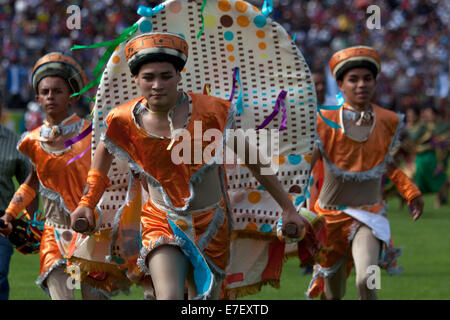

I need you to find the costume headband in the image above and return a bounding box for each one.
[125,32,189,74]
[329,46,381,80]
[32,52,87,93]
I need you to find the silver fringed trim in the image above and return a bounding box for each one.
[39,183,72,216]
[107,170,139,263]
[36,259,67,297]
[305,256,346,300]
[197,207,226,252]
[103,133,225,216]
[386,113,405,164]
[136,235,186,275]
[81,282,115,300]
[316,138,387,182]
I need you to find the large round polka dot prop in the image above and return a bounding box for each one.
[91,0,317,240]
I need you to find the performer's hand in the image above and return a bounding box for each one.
[281,208,306,239]
[70,206,95,234]
[409,196,424,221]
[0,213,13,237]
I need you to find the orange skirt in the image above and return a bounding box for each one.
[37,225,66,289]
[307,201,384,299]
[139,199,230,274]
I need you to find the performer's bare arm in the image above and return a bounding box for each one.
[70,141,114,232]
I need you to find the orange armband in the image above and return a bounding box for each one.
[389,168,422,205]
[78,169,110,211]
[5,184,37,218]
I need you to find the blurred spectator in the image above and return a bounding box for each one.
[0,0,448,123]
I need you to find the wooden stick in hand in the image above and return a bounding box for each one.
[73,218,89,233]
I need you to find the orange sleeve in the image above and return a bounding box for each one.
[5,183,37,218]
[388,168,422,204]
[78,169,110,214]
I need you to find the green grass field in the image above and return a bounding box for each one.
[7,194,450,300]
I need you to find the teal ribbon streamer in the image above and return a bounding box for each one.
[317,92,344,129]
[196,0,208,39]
[167,218,213,299]
[137,4,165,17]
[262,0,273,17]
[235,68,244,115]
[70,22,139,98]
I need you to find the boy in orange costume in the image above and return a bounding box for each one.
[70,32,307,300]
[0,53,129,299]
[307,46,424,300]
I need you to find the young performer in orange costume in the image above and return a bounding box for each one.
[307,46,424,300]
[0,53,129,299]
[70,32,307,300]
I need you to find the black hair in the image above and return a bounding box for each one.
[130,53,185,75]
[336,60,378,81]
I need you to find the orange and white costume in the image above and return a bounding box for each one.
[306,46,421,299]
[17,114,92,294]
[7,52,131,298]
[102,92,235,298]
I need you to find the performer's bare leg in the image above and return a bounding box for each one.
[46,266,74,300]
[351,225,380,300]
[322,258,347,300]
[148,245,189,300]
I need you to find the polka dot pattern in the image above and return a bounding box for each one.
[93,0,317,239]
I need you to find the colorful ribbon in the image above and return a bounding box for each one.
[167,218,213,299]
[203,83,211,96]
[66,145,91,166]
[262,0,274,18]
[70,22,139,98]
[64,124,92,149]
[196,0,208,39]
[317,92,344,130]
[228,67,244,115]
[137,4,165,17]
[256,90,288,131]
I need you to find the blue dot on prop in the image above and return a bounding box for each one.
[178,33,186,39]
[259,224,272,232]
[140,20,153,33]
[254,15,266,28]
[224,31,234,41]
[288,154,302,165]
[295,195,306,206]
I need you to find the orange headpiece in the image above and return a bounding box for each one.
[125,32,189,75]
[31,52,87,93]
[329,46,381,80]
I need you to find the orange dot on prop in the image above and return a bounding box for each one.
[226,44,234,52]
[304,154,312,163]
[256,30,265,38]
[182,68,187,73]
[245,222,258,231]
[248,191,261,204]
[169,1,182,13]
[218,0,231,12]
[258,42,267,50]
[272,155,286,165]
[235,1,248,12]
[237,15,250,27]
[228,55,235,62]
[112,55,120,64]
